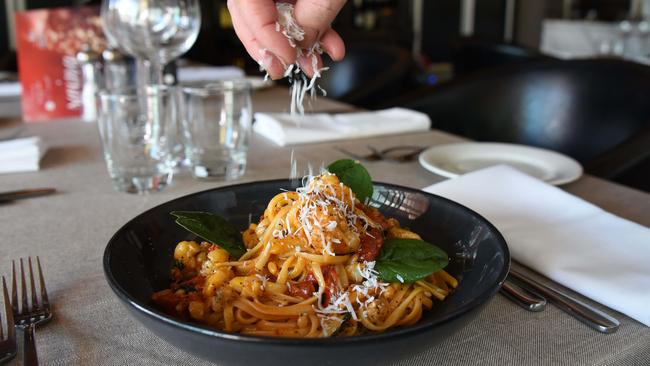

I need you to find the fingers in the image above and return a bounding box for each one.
[228,0,296,65]
[228,0,346,79]
[237,0,297,64]
[294,0,347,47]
[227,0,290,79]
[296,54,323,77]
[319,28,345,61]
[296,28,343,77]
[228,3,261,60]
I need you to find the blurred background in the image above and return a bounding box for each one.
[1,0,649,191]
[4,1,650,78]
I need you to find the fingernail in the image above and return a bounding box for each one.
[258,50,289,80]
[297,54,322,77]
[258,50,274,71]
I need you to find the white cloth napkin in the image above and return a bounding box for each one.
[0,136,46,174]
[423,165,650,326]
[177,66,245,83]
[253,108,431,146]
[0,82,21,99]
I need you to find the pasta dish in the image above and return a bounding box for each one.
[153,172,457,337]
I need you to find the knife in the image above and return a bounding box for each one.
[501,278,547,312]
[0,188,57,203]
[509,265,620,334]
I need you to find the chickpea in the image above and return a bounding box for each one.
[210,292,224,313]
[208,248,230,263]
[382,284,397,299]
[345,263,363,283]
[197,251,207,265]
[366,298,390,324]
[229,277,246,293]
[188,301,205,321]
[267,261,279,276]
[174,241,202,269]
[204,268,232,297]
[242,225,259,249]
[173,241,191,261]
[205,312,222,326]
[188,241,201,254]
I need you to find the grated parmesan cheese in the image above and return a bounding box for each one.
[256,274,269,291]
[262,3,329,115]
[289,149,298,180]
[314,289,356,319]
[351,261,389,313]
[293,171,362,257]
[325,221,337,231]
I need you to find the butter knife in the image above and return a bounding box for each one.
[509,266,620,334]
[0,188,57,203]
[501,278,547,312]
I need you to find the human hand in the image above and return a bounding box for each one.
[227,0,347,79]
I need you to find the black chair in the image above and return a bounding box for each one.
[452,39,554,77]
[317,43,421,109]
[392,59,650,191]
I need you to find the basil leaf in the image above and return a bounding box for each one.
[375,238,449,283]
[170,211,246,258]
[327,159,373,203]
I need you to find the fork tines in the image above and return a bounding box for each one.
[11,257,49,321]
[1,276,17,361]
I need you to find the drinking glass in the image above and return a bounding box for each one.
[97,86,176,193]
[100,0,200,85]
[180,81,252,180]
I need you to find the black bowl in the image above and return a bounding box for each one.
[103,180,509,366]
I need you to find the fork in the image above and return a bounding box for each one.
[1,277,17,364]
[335,146,384,162]
[379,145,426,162]
[335,145,425,163]
[12,257,52,366]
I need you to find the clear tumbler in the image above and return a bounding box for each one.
[97,86,175,193]
[180,81,252,180]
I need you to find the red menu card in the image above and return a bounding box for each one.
[15,6,106,122]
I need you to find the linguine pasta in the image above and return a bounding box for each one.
[153,173,457,337]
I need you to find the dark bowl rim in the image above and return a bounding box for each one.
[103,178,510,346]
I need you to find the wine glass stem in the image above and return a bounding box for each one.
[135,59,165,87]
[136,58,151,88]
[149,61,165,85]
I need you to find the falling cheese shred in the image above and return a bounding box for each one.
[262,2,328,115]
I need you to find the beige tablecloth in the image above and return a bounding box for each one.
[0,87,649,365]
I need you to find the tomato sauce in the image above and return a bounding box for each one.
[358,226,384,262]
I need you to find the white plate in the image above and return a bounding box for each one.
[418,142,583,185]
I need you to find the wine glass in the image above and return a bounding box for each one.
[100,0,201,85]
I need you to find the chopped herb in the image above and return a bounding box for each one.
[331,313,353,337]
[179,284,197,293]
[356,325,371,335]
[172,260,184,270]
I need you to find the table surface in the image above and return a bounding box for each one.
[1,87,649,366]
